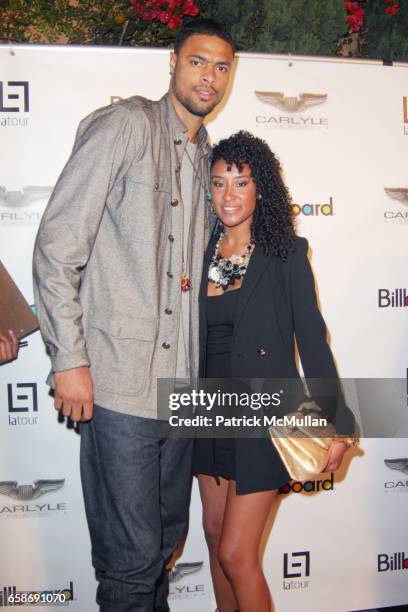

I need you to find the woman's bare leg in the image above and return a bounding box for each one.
[218,481,278,612]
[197,474,239,612]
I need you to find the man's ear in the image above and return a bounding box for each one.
[169,51,177,75]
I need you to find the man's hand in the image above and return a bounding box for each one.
[0,329,19,363]
[54,366,94,422]
[323,439,349,472]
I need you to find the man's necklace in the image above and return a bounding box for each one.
[183,144,212,203]
[208,232,254,290]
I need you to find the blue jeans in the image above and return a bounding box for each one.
[80,404,193,611]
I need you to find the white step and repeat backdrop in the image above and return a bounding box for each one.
[0,45,407,611]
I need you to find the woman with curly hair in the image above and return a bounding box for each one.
[193,131,355,612]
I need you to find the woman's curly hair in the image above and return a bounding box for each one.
[211,131,296,261]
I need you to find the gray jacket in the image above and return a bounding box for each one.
[33,93,211,417]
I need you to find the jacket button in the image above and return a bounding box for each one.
[164,308,172,315]
[162,342,170,349]
[167,271,173,278]
[168,234,174,242]
[154,182,159,190]
[257,348,267,357]
[171,198,179,207]
[175,165,181,174]
[174,138,182,145]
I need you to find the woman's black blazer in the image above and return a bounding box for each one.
[197,233,355,492]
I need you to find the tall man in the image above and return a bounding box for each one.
[33,19,235,612]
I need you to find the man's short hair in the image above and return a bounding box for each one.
[174,18,235,55]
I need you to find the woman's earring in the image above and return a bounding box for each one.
[257,193,262,200]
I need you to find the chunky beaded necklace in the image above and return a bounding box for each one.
[208,232,254,290]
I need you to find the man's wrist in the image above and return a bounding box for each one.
[51,349,90,372]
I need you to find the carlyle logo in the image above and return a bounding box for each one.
[378,288,408,309]
[383,187,408,223]
[0,81,29,128]
[7,382,39,426]
[169,561,203,583]
[385,458,408,476]
[384,458,408,494]
[291,197,334,217]
[255,92,327,112]
[0,582,74,607]
[255,90,328,130]
[377,552,408,573]
[279,472,334,494]
[0,185,53,226]
[0,479,67,519]
[168,561,205,600]
[403,97,408,135]
[283,551,310,591]
[0,479,65,501]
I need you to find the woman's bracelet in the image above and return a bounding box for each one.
[334,435,359,448]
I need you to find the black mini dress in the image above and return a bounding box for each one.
[193,288,290,493]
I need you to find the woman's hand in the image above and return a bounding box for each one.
[323,439,349,472]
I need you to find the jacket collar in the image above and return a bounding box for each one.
[160,93,211,156]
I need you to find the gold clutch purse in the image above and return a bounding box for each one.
[268,400,356,481]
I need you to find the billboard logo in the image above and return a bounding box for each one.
[378,289,408,309]
[279,472,334,494]
[7,383,39,426]
[378,552,408,572]
[292,197,334,217]
[255,90,328,130]
[0,185,53,226]
[0,82,29,128]
[0,480,65,501]
[283,551,310,590]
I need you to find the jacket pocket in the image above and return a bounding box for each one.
[119,178,171,247]
[87,310,157,397]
